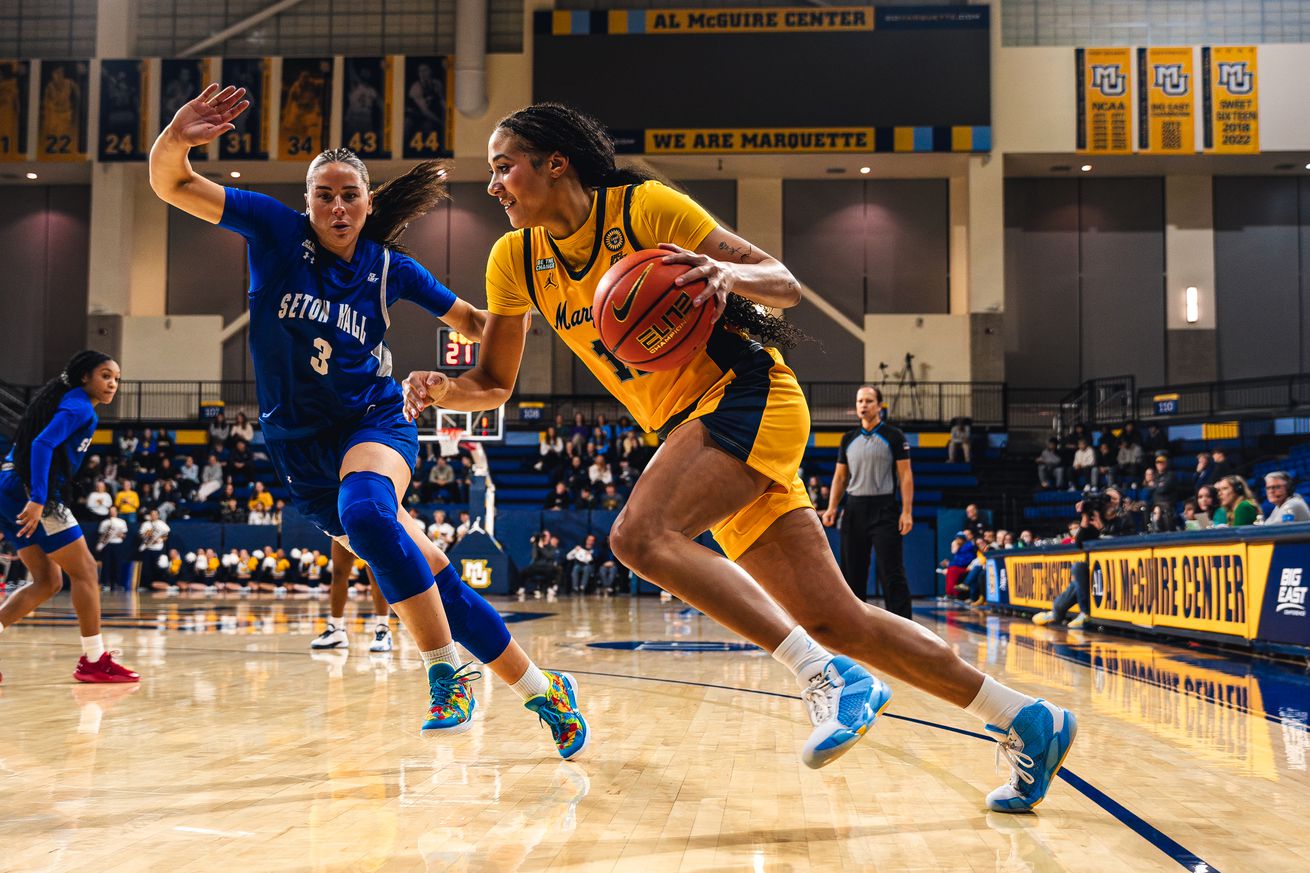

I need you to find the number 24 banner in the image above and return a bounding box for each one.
[99,59,150,162]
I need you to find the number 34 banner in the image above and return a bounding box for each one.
[279,58,333,160]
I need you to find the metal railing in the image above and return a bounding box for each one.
[1136,372,1310,421]
[96,381,261,423]
[0,378,32,438]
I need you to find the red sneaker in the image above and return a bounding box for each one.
[74,651,140,683]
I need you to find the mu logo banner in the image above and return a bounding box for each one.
[1077,48,1133,154]
[1203,45,1258,153]
[1137,47,1195,154]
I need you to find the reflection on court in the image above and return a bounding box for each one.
[0,594,1307,871]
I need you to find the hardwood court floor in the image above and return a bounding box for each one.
[1,590,1307,872]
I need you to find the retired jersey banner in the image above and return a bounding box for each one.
[220,58,269,159]
[341,57,392,159]
[1137,47,1194,154]
[402,57,451,158]
[159,59,208,161]
[1202,45,1258,153]
[0,60,30,161]
[279,58,331,160]
[37,60,88,161]
[98,60,150,162]
[1077,48,1133,154]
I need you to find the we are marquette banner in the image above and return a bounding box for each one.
[643,127,874,154]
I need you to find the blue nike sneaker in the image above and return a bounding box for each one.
[524,670,589,760]
[420,662,480,736]
[800,656,892,769]
[985,700,1078,812]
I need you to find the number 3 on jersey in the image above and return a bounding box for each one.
[311,338,332,375]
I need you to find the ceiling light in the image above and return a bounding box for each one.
[1080,164,1093,172]
[25,172,37,180]
[229,171,242,179]
[859,166,871,175]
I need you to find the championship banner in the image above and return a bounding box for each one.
[37,60,88,161]
[219,58,269,159]
[1076,47,1133,154]
[1202,45,1258,153]
[1137,47,1194,154]
[98,59,150,162]
[596,6,874,35]
[402,57,452,158]
[160,58,208,161]
[341,57,392,159]
[279,57,331,160]
[0,60,30,161]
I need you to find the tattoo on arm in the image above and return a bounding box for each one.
[718,240,755,262]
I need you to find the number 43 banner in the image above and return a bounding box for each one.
[99,59,150,162]
[342,57,392,159]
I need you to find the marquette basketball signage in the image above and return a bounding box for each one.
[644,127,874,154]
[999,553,1078,610]
[1137,47,1195,154]
[602,7,874,34]
[1077,48,1133,154]
[1203,46,1258,153]
[1088,545,1249,635]
[460,558,492,589]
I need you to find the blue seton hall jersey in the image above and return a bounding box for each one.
[219,188,457,439]
[3,387,97,504]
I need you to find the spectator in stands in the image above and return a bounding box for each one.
[248,481,274,515]
[1094,442,1115,489]
[137,509,170,587]
[1119,421,1141,446]
[220,497,245,524]
[964,503,988,538]
[86,480,112,521]
[1150,454,1180,509]
[178,454,200,497]
[545,481,571,510]
[575,486,596,510]
[595,413,616,446]
[114,479,141,525]
[1213,475,1260,527]
[428,509,455,551]
[568,412,590,452]
[536,425,565,473]
[1211,447,1236,479]
[137,428,159,470]
[1033,488,1134,629]
[404,476,423,509]
[1017,530,1035,548]
[1036,438,1064,490]
[948,418,971,464]
[942,530,977,599]
[616,458,638,492]
[1263,472,1310,524]
[590,425,611,456]
[96,506,129,590]
[564,455,589,496]
[1142,422,1169,456]
[521,530,561,598]
[588,455,613,488]
[596,547,622,595]
[1193,452,1216,491]
[154,480,181,521]
[198,453,224,501]
[1116,438,1143,486]
[1192,484,1217,529]
[226,439,252,484]
[455,510,472,542]
[454,455,474,502]
[599,482,624,511]
[425,455,457,502]
[208,412,230,446]
[805,475,823,504]
[1071,438,1095,490]
[229,411,254,446]
[1148,503,1177,533]
[567,535,598,594]
[1002,531,1017,549]
[117,428,139,460]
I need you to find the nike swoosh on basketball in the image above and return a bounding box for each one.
[612,264,654,323]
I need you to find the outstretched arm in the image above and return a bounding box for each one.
[403,312,528,419]
[149,83,250,224]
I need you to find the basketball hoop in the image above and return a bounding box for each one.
[436,428,463,457]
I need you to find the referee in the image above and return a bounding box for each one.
[821,386,915,619]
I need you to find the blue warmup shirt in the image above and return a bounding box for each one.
[219,188,458,439]
[3,387,97,504]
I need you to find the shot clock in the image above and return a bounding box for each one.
[438,326,479,371]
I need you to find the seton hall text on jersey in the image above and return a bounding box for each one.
[277,292,370,344]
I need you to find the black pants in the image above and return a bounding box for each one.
[840,496,912,619]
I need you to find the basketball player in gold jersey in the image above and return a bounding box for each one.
[404,104,1076,809]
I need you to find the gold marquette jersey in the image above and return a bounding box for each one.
[485,182,756,433]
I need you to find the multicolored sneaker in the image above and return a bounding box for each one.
[73,651,141,684]
[524,670,589,760]
[421,662,480,736]
[800,656,891,769]
[985,700,1078,813]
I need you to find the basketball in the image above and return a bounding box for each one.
[592,249,717,372]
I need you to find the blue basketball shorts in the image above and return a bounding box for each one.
[0,469,85,554]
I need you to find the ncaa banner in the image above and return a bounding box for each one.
[402,57,452,158]
[341,57,392,159]
[37,60,89,162]
[0,60,30,161]
[219,58,270,159]
[278,57,332,160]
[1137,47,1194,154]
[159,59,208,161]
[1202,45,1258,153]
[98,59,150,162]
[1076,47,1133,154]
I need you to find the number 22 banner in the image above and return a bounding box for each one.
[38,60,89,162]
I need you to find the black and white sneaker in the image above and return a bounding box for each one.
[311,624,349,649]
[369,624,393,653]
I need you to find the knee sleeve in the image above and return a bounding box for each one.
[433,563,510,663]
[338,471,433,604]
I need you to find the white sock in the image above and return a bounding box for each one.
[964,675,1036,731]
[330,615,345,629]
[771,626,833,690]
[509,664,551,701]
[0,621,6,634]
[81,634,106,661]
[421,643,461,671]
[372,614,388,627]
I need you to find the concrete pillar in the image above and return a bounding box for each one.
[735,178,783,259]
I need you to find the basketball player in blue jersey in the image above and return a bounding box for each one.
[148,84,587,755]
[0,351,140,685]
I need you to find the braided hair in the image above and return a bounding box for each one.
[12,350,112,510]
[306,148,449,255]
[496,103,808,350]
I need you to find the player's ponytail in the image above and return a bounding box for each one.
[496,103,654,188]
[720,296,809,351]
[307,148,450,255]
[12,349,112,509]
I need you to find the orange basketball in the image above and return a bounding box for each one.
[592,249,717,372]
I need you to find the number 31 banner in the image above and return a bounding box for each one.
[99,59,150,162]
[279,57,332,160]
[220,58,270,159]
